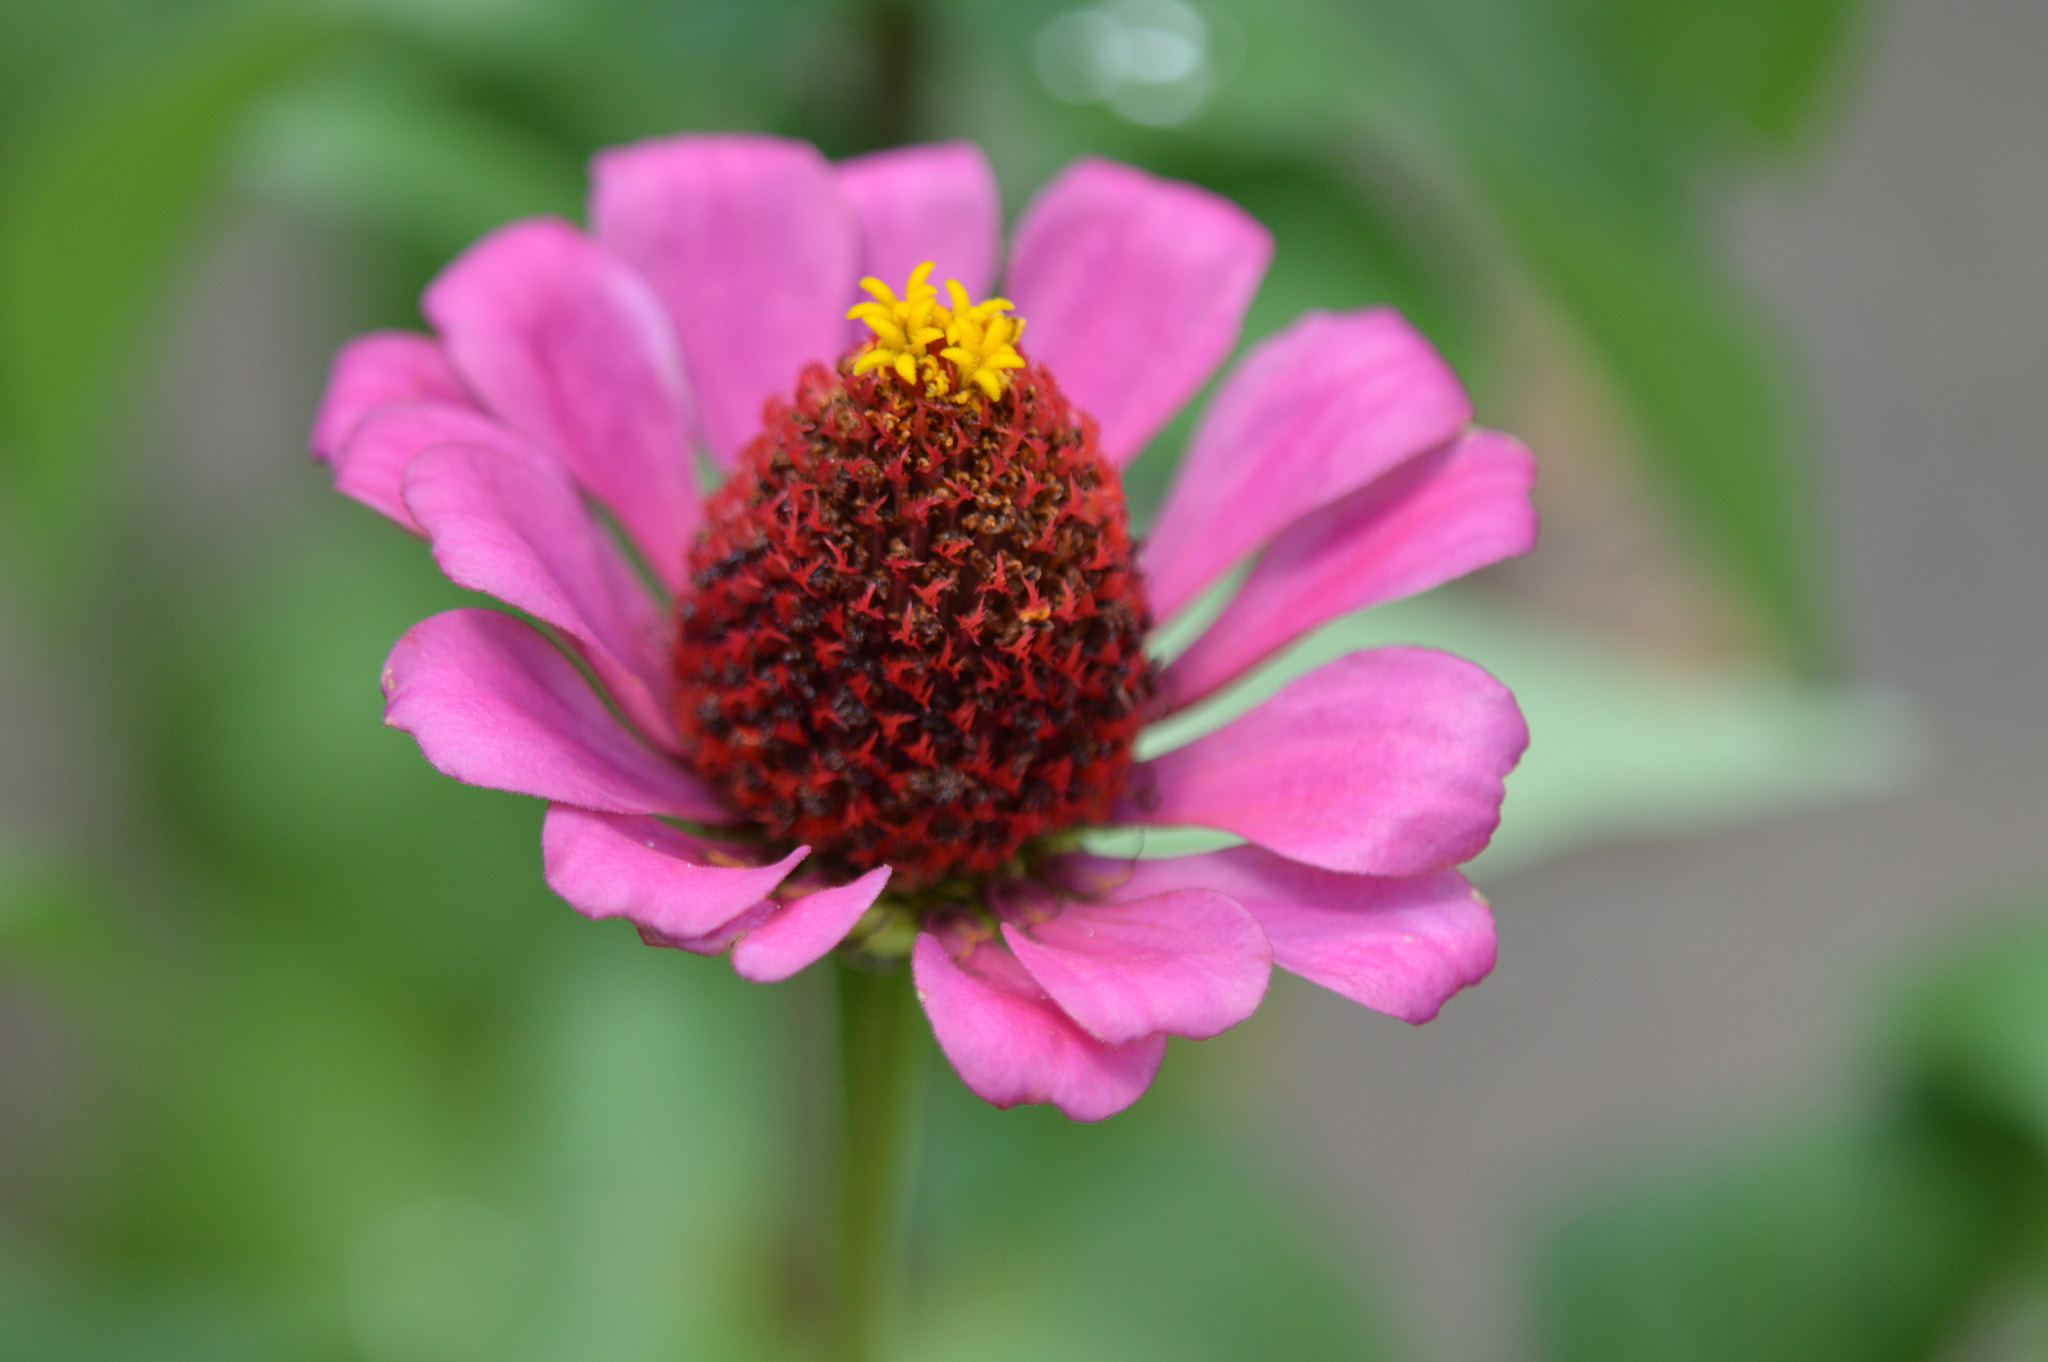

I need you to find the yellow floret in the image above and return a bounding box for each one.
[846,261,1026,405]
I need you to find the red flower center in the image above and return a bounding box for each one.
[672,344,1157,891]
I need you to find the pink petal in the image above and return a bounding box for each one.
[542,804,805,940]
[636,900,779,956]
[333,402,527,534]
[1052,849,1494,1023]
[310,331,472,464]
[421,218,700,590]
[591,133,857,467]
[838,141,1000,306]
[730,867,892,983]
[382,608,724,819]
[1117,647,1527,876]
[1163,430,1538,710]
[1004,158,1270,466]
[912,932,1166,1121]
[1141,309,1475,623]
[996,887,1270,1045]
[403,441,677,747]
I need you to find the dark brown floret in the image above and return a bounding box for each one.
[672,355,1157,891]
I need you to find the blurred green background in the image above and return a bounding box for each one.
[4,0,2047,1358]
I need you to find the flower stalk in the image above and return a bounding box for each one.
[832,956,926,1362]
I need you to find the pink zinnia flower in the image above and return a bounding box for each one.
[311,135,1535,1120]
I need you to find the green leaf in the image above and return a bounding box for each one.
[1483,168,1835,667]
[1883,903,2048,1156]
[0,0,205,139]
[0,6,342,593]
[0,841,112,964]
[1570,0,1872,145]
[235,55,586,263]
[1534,897,2048,1362]
[1535,1118,2039,1362]
[0,1245,306,1362]
[147,502,551,995]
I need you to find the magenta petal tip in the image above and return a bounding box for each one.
[998,887,1271,1045]
[913,932,1168,1121]
[730,867,892,982]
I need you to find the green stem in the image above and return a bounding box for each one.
[831,957,924,1362]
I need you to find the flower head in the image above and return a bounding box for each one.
[677,290,1151,889]
[311,135,1536,1120]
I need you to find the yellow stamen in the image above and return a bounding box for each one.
[845,261,1026,405]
